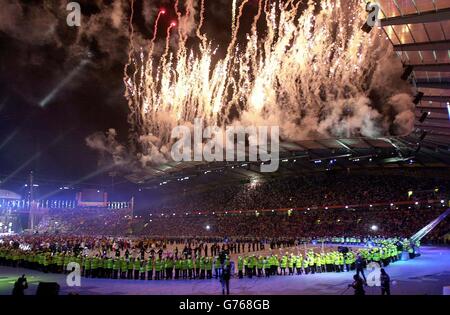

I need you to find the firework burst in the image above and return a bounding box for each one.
[122,0,413,167]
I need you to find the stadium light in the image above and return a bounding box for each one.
[419,111,429,123]
[400,65,413,81]
[413,92,424,105]
[371,225,378,231]
[419,131,427,142]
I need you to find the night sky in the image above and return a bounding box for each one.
[0,0,265,193]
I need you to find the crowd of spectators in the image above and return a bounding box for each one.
[32,205,450,244]
[134,206,450,242]
[30,170,449,243]
[36,208,132,236]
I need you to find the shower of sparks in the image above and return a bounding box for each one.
[122,0,406,166]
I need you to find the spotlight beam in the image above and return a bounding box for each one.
[0,128,22,152]
[39,60,89,108]
[38,163,117,201]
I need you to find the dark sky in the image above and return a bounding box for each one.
[0,0,260,193]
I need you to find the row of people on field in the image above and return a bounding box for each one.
[0,238,416,280]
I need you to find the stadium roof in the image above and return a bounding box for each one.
[378,0,450,151]
[125,1,450,185]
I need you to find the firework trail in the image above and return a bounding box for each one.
[120,0,414,168]
[227,0,250,57]
[196,0,206,46]
[150,10,165,49]
[231,0,237,36]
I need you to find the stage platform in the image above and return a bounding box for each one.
[1,246,449,295]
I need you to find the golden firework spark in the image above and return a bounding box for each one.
[123,0,402,165]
